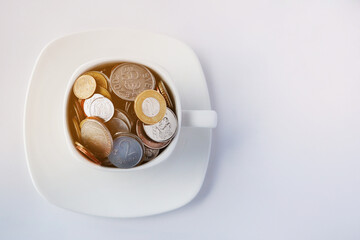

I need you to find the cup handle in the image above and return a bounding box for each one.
[181,110,217,128]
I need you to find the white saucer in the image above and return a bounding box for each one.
[24,29,213,217]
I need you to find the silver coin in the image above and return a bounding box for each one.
[109,133,144,168]
[114,109,132,129]
[143,108,178,142]
[110,63,155,101]
[143,146,160,162]
[89,97,114,122]
[101,158,115,167]
[142,97,160,117]
[83,93,104,116]
[106,117,130,136]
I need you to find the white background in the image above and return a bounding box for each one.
[1,0,360,239]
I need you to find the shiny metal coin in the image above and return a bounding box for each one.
[110,63,155,101]
[101,158,115,167]
[106,117,130,136]
[80,116,103,128]
[73,100,85,123]
[125,101,132,112]
[73,75,97,99]
[96,85,112,100]
[134,90,166,125]
[157,80,174,109]
[143,146,160,162]
[143,108,178,142]
[89,97,114,122]
[75,141,102,165]
[135,120,171,149]
[81,118,113,159]
[72,116,81,140]
[114,109,132,129]
[109,133,144,168]
[83,93,104,117]
[84,71,108,89]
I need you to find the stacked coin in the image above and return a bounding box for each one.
[69,63,178,169]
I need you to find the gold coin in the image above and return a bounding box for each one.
[72,116,81,140]
[74,141,102,165]
[96,85,112,100]
[80,118,113,159]
[134,90,166,125]
[73,100,85,122]
[84,71,108,89]
[80,119,86,128]
[73,75,97,99]
[157,81,174,109]
[80,116,103,128]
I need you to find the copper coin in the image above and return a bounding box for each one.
[80,118,113,158]
[73,75,97,99]
[110,63,155,101]
[75,141,102,165]
[135,120,171,149]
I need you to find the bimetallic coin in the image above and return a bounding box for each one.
[110,63,155,101]
[84,71,108,89]
[75,142,102,165]
[81,118,113,158]
[114,109,132,129]
[134,90,166,125]
[157,80,174,109]
[108,133,144,168]
[73,75,97,99]
[96,85,112,100]
[106,117,130,136]
[135,120,171,149]
[72,116,81,140]
[83,93,104,117]
[89,97,114,122]
[143,108,178,142]
[143,146,160,162]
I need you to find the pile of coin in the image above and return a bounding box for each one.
[69,63,178,169]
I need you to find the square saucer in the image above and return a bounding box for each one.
[24,29,213,217]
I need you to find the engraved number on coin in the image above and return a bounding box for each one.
[120,139,136,160]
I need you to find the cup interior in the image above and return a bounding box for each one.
[64,58,182,172]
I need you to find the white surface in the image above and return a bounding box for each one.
[24,30,212,217]
[1,0,360,239]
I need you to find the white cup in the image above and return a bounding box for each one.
[64,58,217,171]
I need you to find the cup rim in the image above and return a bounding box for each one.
[63,57,182,172]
